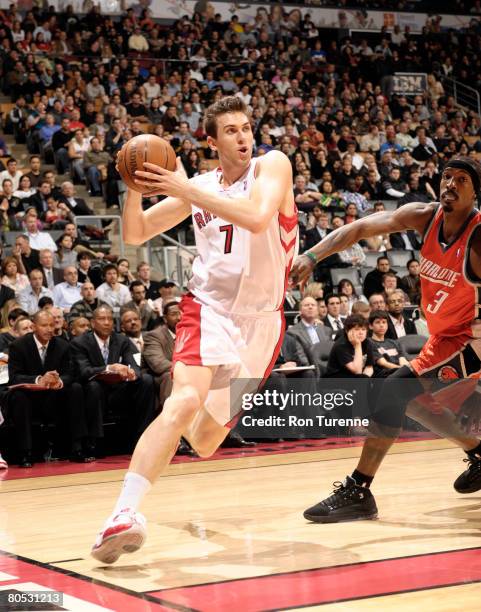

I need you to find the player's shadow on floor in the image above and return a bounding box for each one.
[92,502,481,583]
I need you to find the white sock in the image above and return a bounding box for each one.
[111,471,152,517]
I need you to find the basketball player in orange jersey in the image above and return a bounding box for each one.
[91,96,298,562]
[291,155,481,523]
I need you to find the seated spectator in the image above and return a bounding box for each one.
[117,258,135,286]
[29,180,52,216]
[382,167,407,199]
[0,308,30,352]
[7,310,95,467]
[151,278,180,314]
[351,301,371,320]
[412,131,437,162]
[322,294,347,334]
[369,310,410,377]
[52,266,82,312]
[14,235,40,274]
[338,279,368,313]
[96,264,131,310]
[54,234,77,269]
[293,174,322,211]
[340,179,370,214]
[69,282,107,322]
[50,306,68,340]
[51,118,73,174]
[126,91,149,122]
[39,249,63,290]
[415,305,429,337]
[83,137,110,197]
[0,158,23,191]
[304,211,331,249]
[359,124,381,153]
[14,175,36,201]
[69,316,91,338]
[325,314,374,378]
[120,308,144,354]
[381,271,402,301]
[24,213,57,252]
[122,280,159,331]
[42,197,73,229]
[70,305,155,452]
[390,226,422,251]
[368,292,387,312]
[1,256,29,296]
[136,262,161,300]
[362,169,384,201]
[143,300,180,410]
[18,268,53,315]
[363,255,393,298]
[385,290,417,339]
[68,129,90,183]
[399,259,421,305]
[59,181,93,217]
[318,180,344,210]
[288,296,331,367]
[76,253,102,287]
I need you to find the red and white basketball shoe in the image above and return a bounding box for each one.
[0,454,7,469]
[91,509,146,564]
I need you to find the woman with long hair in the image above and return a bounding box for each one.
[1,257,28,296]
[337,278,368,313]
[117,258,135,286]
[54,234,78,269]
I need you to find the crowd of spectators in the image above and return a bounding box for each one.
[0,2,478,465]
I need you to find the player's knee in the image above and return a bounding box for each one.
[165,386,201,429]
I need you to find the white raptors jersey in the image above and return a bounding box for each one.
[187,158,298,315]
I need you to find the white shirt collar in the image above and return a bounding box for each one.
[94,332,109,351]
[33,333,49,352]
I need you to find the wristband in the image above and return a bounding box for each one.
[305,251,317,264]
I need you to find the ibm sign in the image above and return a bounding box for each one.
[392,73,427,96]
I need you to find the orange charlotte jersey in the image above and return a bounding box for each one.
[419,205,481,338]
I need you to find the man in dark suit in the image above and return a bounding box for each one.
[287,297,331,365]
[7,310,95,467]
[29,180,52,215]
[70,305,155,453]
[385,290,417,339]
[142,301,179,408]
[390,229,422,251]
[322,294,347,337]
[39,249,63,290]
[59,181,93,217]
[304,213,342,283]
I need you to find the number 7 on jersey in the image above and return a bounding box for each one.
[219,224,233,254]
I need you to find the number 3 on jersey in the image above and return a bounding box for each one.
[219,224,233,254]
[427,289,449,314]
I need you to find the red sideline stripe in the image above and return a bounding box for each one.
[0,552,171,611]
[0,434,435,480]
[150,547,481,611]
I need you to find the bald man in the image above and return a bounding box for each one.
[52,266,83,312]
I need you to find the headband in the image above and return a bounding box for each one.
[444,159,481,194]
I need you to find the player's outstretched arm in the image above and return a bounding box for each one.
[134,150,293,233]
[122,159,191,245]
[290,201,436,285]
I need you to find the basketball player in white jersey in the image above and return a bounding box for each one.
[91,96,298,563]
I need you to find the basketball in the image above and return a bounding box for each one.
[117,134,177,193]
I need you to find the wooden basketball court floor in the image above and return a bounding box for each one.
[0,436,480,611]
